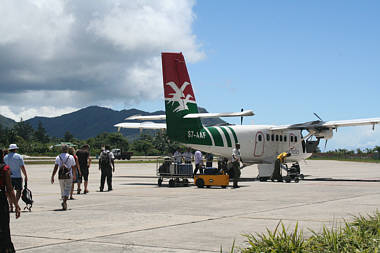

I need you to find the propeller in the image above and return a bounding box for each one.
[313,112,323,121]
[240,108,244,125]
[324,139,328,151]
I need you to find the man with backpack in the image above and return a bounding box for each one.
[51,145,77,210]
[4,144,28,212]
[99,145,115,192]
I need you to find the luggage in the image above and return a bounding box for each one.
[175,164,193,175]
[21,182,33,212]
[203,167,220,175]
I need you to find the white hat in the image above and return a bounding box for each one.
[8,144,19,150]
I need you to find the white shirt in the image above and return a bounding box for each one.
[232,148,241,162]
[194,150,203,165]
[55,153,76,177]
[182,151,192,162]
[173,151,182,163]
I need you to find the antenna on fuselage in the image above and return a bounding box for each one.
[240,108,243,125]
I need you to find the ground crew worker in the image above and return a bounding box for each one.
[272,152,291,182]
[173,149,182,164]
[182,148,192,164]
[232,143,241,188]
[193,150,203,175]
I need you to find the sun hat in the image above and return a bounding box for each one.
[9,144,19,150]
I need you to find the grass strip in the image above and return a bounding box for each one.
[228,211,380,252]
[309,157,380,163]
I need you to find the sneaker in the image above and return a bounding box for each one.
[99,189,103,192]
[61,202,67,210]
[84,190,89,194]
[77,189,81,194]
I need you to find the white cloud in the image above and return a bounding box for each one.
[0,0,203,118]
[0,106,77,121]
[325,126,380,151]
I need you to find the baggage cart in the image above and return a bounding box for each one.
[194,167,229,188]
[156,157,193,187]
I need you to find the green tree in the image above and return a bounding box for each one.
[64,131,74,142]
[13,119,34,141]
[34,121,49,143]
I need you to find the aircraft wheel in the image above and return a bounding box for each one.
[183,179,189,187]
[169,179,175,187]
[196,178,204,188]
[285,177,291,183]
[222,185,227,188]
[300,174,304,180]
[295,178,300,183]
[158,178,163,187]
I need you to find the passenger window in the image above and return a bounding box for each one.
[258,135,262,142]
[291,135,294,142]
[271,134,274,141]
[266,134,270,141]
[280,135,283,142]
[276,135,279,141]
[295,136,298,142]
[284,135,287,142]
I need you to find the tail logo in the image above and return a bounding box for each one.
[165,81,196,112]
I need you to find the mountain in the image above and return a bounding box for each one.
[26,106,227,140]
[0,114,16,128]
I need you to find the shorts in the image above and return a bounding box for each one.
[80,166,89,182]
[11,178,22,191]
[59,178,73,198]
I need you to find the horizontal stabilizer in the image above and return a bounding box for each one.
[125,115,166,120]
[114,122,166,130]
[184,110,254,119]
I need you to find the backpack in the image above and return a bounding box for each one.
[99,151,111,169]
[22,182,33,212]
[58,155,71,179]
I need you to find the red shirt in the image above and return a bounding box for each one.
[0,164,10,187]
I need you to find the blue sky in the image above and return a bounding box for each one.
[0,0,379,150]
[140,1,380,150]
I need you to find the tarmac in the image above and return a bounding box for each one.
[9,160,380,252]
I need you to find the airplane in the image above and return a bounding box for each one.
[115,52,380,179]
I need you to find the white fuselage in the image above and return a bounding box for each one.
[186,125,312,164]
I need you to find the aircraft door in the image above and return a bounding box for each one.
[254,131,265,157]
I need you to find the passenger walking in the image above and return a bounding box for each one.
[76,144,91,194]
[99,145,115,192]
[51,145,77,210]
[232,143,242,188]
[4,144,28,212]
[193,150,204,175]
[0,149,21,253]
[182,148,192,164]
[69,147,81,200]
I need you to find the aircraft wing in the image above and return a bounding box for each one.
[114,122,166,130]
[125,115,166,120]
[271,117,380,130]
[184,110,254,119]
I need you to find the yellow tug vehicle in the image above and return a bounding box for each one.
[194,167,229,188]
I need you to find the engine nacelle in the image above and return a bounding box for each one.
[314,129,333,140]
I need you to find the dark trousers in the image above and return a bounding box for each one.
[193,164,203,175]
[100,167,112,190]
[232,161,241,187]
[0,191,15,252]
[272,159,283,181]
